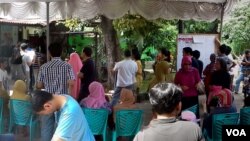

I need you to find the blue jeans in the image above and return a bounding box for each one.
[234,73,244,93]
[110,84,134,106]
[41,113,55,141]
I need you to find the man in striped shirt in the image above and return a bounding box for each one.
[37,42,75,141]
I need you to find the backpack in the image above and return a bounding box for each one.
[11,47,23,64]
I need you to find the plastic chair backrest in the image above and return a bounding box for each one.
[0,133,15,141]
[0,98,3,133]
[184,104,198,115]
[115,110,143,137]
[240,107,250,125]
[0,98,3,120]
[82,108,109,135]
[212,113,239,141]
[9,99,33,126]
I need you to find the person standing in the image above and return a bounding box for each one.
[20,43,32,92]
[68,52,83,100]
[193,50,204,78]
[174,56,201,116]
[132,47,143,96]
[183,47,199,71]
[36,42,75,141]
[203,53,216,97]
[77,47,96,102]
[234,50,250,94]
[148,48,170,90]
[110,49,137,106]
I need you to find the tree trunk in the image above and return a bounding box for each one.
[100,15,121,90]
[178,20,184,33]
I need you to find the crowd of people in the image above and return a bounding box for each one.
[0,37,250,141]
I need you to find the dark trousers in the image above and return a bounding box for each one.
[78,84,90,102]
[182,96,199,118]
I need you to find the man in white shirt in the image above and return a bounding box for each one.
[110,49,138,106]
[20,43,32,91]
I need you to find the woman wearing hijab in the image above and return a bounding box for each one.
[174,56,201,115]
[113,88,137,118]
[148,48,171,90]
[132,48,143,95]
[80,81,111,112]
[68,52,83,99]
[11,80,30,101]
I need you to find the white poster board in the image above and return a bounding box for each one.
[177,34,218,71]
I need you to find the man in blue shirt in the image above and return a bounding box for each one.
[31,90,95,141]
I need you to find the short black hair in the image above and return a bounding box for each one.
[31,90,53,112]
[160,48,171,62]
[82,47,92,57]
[149,83,182,114]
[124,49,131,57]
[20,43,28,50]
[245,49,250,55]
[225,46,232,55]
[132,48,141,60]
[183,47,193,55]
[192,50,200,59]
[219,44,227,54]
[49,42,62,57]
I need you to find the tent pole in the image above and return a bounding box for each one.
[219,1,226,40]
[46,2,50,61]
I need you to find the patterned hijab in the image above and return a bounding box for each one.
[114,88,136,111]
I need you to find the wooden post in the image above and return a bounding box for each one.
[219,1,226,40]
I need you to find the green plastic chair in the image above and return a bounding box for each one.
[204,113,239,141]
[240,107,250,125]
[8,99,38,141]
[184,104,198,116]
[82,108,109,141]
[0,98,3,133]
[112,110,143,141]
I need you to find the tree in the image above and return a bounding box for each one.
[100,15,121,88]
[113,14,178,61]
[223,2,250,55]
[184,20,219,34]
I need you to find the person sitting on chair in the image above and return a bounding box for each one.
[31,90,95,141]
[133,83,202,141]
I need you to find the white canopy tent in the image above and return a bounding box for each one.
[0,0,236,21]
[0,0,237,59]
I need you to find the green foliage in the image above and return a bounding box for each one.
[113,14,178,61]
[140,46,158,61]
[68,35,94,54]
[223,3,250,55]
[57,18,84,32]
[184,20,219,33]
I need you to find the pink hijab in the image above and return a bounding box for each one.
[68,53,82,99]
[80,81,107,108]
